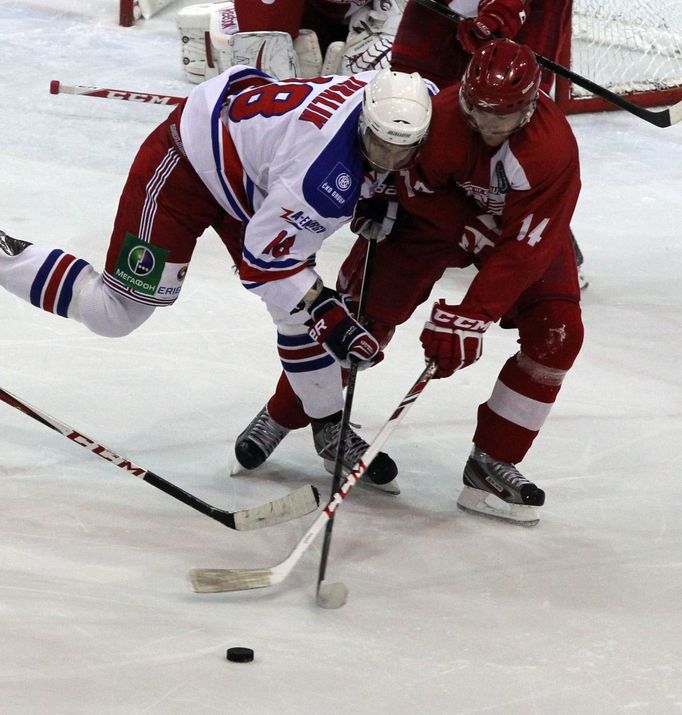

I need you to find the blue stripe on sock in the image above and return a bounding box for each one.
[281,354,335,373]
[29,249,63,308]
[56,258,89,318]
[277,332,315,347]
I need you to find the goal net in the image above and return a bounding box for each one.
[556,0,682,113]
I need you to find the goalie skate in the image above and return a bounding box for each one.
[457,446,545,526]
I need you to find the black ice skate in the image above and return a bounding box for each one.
[457,446,545,526]
[0,230,31,256]
[312,413,399,494]
[234,405,290,470]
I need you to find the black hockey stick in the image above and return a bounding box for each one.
[190,361,437,595]
[316,236,379,609]
[0,387,320,531]
[413,0,682,128]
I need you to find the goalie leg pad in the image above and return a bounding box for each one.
[322,41,345,75]
[177,1,239,83]
[293,29,322,78]
[229,31,300,79]
[179,2,300,83]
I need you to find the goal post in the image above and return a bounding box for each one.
[556,0,682,115]
[119,0,136,27]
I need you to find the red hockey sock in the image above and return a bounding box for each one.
[267,371,311,430]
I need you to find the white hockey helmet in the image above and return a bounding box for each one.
[358,69,432,172]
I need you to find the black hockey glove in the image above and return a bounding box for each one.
[350,197,399,242]
[307,287,383,369]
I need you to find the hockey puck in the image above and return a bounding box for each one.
[226,647,254,663]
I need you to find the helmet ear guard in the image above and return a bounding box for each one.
[359,68,432,171]
[460,39,541,133]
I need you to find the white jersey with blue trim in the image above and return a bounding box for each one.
[180,66,380,325]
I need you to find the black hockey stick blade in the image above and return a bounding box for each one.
[0,386,320,531]
[413,0,682,128]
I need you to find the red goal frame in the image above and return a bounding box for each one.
[554,36,682,115]
[119,0,135,27]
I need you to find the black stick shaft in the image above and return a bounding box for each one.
[0,387,235,529]
[316,237,378,589]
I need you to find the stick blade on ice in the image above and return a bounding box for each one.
[189,567,275,593]
[232,485,320,530]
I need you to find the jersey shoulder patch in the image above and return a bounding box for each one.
[302,107,364,219]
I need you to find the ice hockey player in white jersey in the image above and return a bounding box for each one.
[0,66,432,492]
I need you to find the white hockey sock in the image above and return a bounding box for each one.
[277,328,344,419]
[0,244,154,337]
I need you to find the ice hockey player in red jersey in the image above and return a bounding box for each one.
[390,0,587,287]
[237,39,584,525]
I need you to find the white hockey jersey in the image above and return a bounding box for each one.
[179,66,381,325]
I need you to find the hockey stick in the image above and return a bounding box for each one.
[0,387,319,531]
[190,361,438,594]
[49,80,185,106]
[413,0,682,128]
[316,237,379,609]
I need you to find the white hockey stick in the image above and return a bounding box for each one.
[50,80,185,106]
[190,361,438,594]
[0,387,319,531]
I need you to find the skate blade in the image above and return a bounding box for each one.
[457,486,539,527]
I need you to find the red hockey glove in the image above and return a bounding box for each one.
[456,0,527,54]
[350,197,399,242]
[419,300,492,378]
[308,287,383,369]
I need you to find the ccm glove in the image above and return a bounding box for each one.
[419,300,492,378]
[350,197,399,242]
[308,287,383,369]
[456,0,527,54]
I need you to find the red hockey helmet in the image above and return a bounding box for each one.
[460,39,541,133]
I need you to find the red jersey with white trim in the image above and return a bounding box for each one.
[179,66,382,324]
[399,86,581,321]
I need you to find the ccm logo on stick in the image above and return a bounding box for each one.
[67,431,145,476]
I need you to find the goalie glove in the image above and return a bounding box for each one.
[420,300,492,378]
[339,0,408,74]
[307,287,383,369]
[456,0,528,54]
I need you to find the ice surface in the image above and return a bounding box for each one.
[1,2,681,713]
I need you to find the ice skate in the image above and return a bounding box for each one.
[312,414,399,494]
[0,230,31,256]
[457,446,545,526]
[234,405,290,470]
